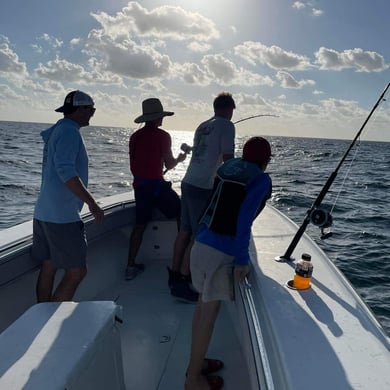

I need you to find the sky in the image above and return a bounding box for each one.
[0,0,389,141]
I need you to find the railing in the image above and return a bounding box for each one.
[239,278,276,390]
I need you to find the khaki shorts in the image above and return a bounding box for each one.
[190,241,234,302]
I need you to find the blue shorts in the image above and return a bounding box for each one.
[134,179,181,224]
[31,219,87,269]
[180,182,213,235]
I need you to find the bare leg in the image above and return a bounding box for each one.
[51,266,87,301]
[186,298,221,389]
[180,238,194,276]
[36,260,57,302]
[127,224,147,267]
[172,230,191,272]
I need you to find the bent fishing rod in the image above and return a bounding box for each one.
[277,82,390,262]
[234,113,279,125]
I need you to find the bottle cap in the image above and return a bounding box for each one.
[301,253,311,261]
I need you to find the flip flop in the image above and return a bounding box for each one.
[202,358,224,375]
[206,375,224,390]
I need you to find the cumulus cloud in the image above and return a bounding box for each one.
[35,57,124,85]
[32,34,64,55]
[0,83,23,99]
[292,1,323,16]
[82,3,223,81]
[320,98,362,117]
[134,79,167,92]
[179,62,210,86]
[312,8,323,16]
[201,53,274,86]
[276,70,315,89]
[70,38,82,47]
[91,2,220,41]
[234,41,312,70]
[37,33,63,49]
[315,47,389,72]
[187,41,211,53]
[236,92,268,106]
[0,42,28,76]
[292,2,306,10]
[86,29,172,79]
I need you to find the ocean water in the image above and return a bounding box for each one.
[0,120,389,335]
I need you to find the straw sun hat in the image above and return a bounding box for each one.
[134,98,174,123]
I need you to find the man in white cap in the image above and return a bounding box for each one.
[126,98,187,280]
[32,90,104,302]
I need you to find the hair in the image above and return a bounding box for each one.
[242,136,271,165]
[213,92,236,111]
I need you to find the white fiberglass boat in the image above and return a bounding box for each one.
[0,191,389,390]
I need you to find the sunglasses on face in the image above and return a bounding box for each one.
[82,106,96,114]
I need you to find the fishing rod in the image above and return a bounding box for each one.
[234,114,279,125]
[276,82,390,262]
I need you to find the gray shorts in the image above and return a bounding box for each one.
[180,182,213,235]
[190,241,234,302]
[32,219,87,269]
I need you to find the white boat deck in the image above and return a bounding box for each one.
[76,223,252,390]
[249,205,390,390]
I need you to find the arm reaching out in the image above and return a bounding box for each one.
[65,176,104,224]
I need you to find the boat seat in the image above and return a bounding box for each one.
[0,301,125,390]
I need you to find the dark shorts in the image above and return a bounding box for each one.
[134,180,181,224]
[31,219,87,269]
[180,182,213,235]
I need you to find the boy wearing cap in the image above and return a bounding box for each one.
[185,137,272,390]
[32,90,104,302]
[126,98,187,280]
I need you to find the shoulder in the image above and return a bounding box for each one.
[250,172,272,191]
[157,127,170,136]
[214,117,235,135]
[54,119,80,139]
[57,118,79,131]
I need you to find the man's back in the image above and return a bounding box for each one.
[129,126,171,180]
[183,116,235,189]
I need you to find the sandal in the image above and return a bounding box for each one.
[202,358,224,375]
[185,375,224,390]
[206,375,224,390]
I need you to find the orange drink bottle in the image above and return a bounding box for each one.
[293,253,313,289]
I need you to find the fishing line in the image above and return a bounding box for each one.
[329,139,361,215]
[330,88,390,215]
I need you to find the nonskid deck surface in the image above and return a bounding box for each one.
[84,226,251,390]
[249,205,390,390]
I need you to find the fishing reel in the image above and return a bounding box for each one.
[310,208,333,240]
[181,143,192,154]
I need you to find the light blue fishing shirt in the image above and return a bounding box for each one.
[34,118,88,223]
